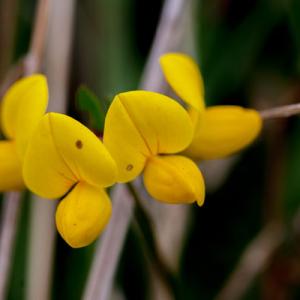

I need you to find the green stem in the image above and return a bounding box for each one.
[126,182,180,299]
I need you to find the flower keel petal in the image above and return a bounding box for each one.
[23,114,77,199]
[143,155,205,206]
[56,183,112,248]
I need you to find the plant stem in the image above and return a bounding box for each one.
[126,183,178,296]
[83,184,134,300]
[215,195,300,300]
[0,192,21,300]
[215,222,284,300]
[260,103,300,120]
[24,0,50,75]
[0,60,24,98]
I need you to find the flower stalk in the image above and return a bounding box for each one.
[260,102,300,119]
[126,182,179,297]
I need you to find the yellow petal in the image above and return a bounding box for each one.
[49,113,117,186]
[0,141,24,191]
[23,113,116,199]
[56,183,112,248]
[1,74,48,158]
[160,53,205,111]
[143,155,205,206]
[185,106,262,160]
[104,91,193,183]
[23,114,77,198]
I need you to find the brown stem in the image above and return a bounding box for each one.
[215,223,285,300]
[0,60,24,99]
[0,192,22,300]
[24,0,50,75]
[83,185,134,300]
[214,197,300,300]
[260,103,300,120]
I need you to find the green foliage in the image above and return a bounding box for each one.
[52,239,96,300]
[75,85,107,131]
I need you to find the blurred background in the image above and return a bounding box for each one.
[1,0,300,299]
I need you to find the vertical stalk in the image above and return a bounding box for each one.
[25,1,75,299]
[24,0,50,75]
[83,185,134,300]
[83,0,191,299]
[0,0,50,298]
[0,192,21,300]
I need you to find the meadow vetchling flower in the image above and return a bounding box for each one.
[0,74,48,190]
[160,53,262,160]
[103,91,205,206]
[23,112,117,248]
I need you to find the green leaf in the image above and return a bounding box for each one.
[75,85,107,131]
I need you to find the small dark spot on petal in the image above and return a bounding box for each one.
[75,140,83,149]
[126,164,133,171]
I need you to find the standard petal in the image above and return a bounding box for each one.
[160,53,205,111]
[143,155,205,206]
[1,75,48,149]
[104,91,193,182]
[0,141,24,191]
[23,113,117,198]
[48,113,117,188]
[185,106,262,160]
[56,183,112,248]
[23,114,77,199]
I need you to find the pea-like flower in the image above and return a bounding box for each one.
[103,91,205,206]
[160,53,262,160]
[0,74,48,190]
[23,112,117,248]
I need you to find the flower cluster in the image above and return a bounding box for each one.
[0,53,262,248]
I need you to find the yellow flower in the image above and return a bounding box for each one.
[23,112,117,248]
[0,74,48,190]
[160,53,262,160]
[103,91,205,206]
